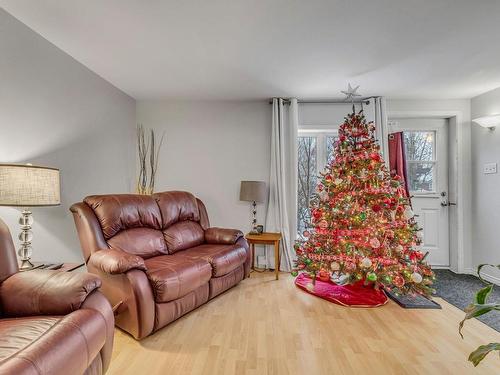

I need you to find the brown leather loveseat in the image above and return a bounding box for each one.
[70,191,250,340]
[0,218,114,375]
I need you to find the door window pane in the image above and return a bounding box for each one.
[404,131,434,161]
[297,137,317,236]
[404,131,436,193]
[407,162,435,192]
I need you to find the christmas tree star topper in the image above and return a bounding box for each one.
[341,83,361,102]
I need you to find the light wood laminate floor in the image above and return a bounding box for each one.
[109,272,500,374]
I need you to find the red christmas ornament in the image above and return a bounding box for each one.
[318,269,330,282]
[392,275,405,288]
[318,219,328,230]
[312,209,322,220]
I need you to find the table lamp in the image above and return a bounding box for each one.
[0,164,60,270]
[239,181,266,234]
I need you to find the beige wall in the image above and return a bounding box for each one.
[136,100,271,234]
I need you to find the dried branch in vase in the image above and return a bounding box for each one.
[136,124,165,195]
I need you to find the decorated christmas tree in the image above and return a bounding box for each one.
[293,110,435,299]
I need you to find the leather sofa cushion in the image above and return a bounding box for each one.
[0,271,101,317]
[153,283,209,332]
[107,227,168,258]
[144,255,212,303]
[84,194,162,239]
[153,191,200,228]
[209,265,245,299]
[0,310,106,375]
[163,221,205,253]
[179,243,248,277]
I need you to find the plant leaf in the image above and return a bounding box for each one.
[477,264,500,284]
[475,284,494,304]
[459,302,500,338]
[468,342,500,366]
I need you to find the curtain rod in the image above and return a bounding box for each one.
[268,98,373,105]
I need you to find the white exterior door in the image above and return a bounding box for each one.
[390,118,450,266]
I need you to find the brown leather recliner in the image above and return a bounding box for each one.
[70,191,250,340]
[0,218,114,375]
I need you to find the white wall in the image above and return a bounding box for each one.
[299,102,375,128]
[471,88,500,283]
[0,9,136,263]
[386,99,472,274]
[136,100,271,234]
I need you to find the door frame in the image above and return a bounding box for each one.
[388,110,469,274]
[389,119,449,266]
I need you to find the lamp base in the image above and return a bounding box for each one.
[18,208,35,271]
[18,261,45,272]
[19,259,36,271]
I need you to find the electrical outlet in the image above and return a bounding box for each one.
[484,162,497,174]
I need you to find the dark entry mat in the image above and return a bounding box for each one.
[386,290,441,309]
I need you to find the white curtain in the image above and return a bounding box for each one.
[265,98,298,271]
[372,97,389,164]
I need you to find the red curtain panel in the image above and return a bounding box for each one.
[388,132,410,198]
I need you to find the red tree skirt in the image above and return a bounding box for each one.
[295,273,388,307]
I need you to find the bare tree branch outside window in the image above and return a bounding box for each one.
[297,135,338,237]
[297,137,317,236]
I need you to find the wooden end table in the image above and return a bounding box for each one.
[245,232,282,280]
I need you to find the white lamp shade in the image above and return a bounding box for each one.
[472,114,500,128]
[0,164,60,206]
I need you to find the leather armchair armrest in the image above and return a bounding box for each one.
[205,227,243,244]
[89,248,146,275]
[0,270,101,317]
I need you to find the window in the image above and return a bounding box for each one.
[403,131,436,193]
[297,130,338,237]
[297,137,317,237]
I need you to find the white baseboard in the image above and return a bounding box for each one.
[463,267,500,286]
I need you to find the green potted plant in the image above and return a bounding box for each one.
[459,264,500,366]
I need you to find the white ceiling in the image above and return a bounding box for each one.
[2,0,500,100]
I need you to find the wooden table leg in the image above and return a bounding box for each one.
[274,240,280,280]
[251,243,255,274]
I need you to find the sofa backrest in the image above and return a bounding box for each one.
[84,194,167,258]
[83,191,207,257]
[152,191,205,253]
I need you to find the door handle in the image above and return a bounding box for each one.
[440,201,457,207]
